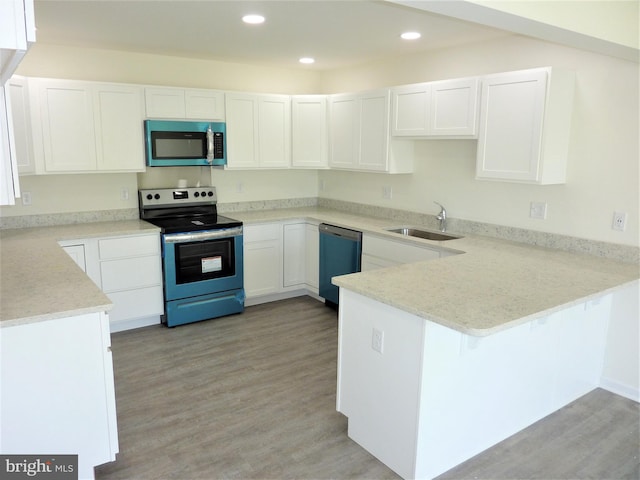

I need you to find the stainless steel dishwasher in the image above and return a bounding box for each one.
[318,223,362,307]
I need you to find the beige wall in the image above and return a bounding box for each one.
[3,35,638,247]
[319,35,639,247]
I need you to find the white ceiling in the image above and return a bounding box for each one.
[33,0,513,70]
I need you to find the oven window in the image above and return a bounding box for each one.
[174,238,235,284]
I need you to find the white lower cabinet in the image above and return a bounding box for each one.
[59,242,87,272]
[60,232,163,332]
[305,222,319,291]
[361,234,442,272]
[244,223,283,298]
[283,223,307,288]
[244,221,319,304]
[1,311,118,479]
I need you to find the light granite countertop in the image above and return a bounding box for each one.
[0,220,160,327]
[229,206,639,336]
[1,209,637,336]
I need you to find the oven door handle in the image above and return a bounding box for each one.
[164,227,243,244]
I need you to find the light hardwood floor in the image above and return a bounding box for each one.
[95,296,639,480]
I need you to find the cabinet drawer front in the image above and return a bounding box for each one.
[363,235,440,264]
[101,256,161,292]
[99,234,159,259]
[107,286,164,322]
[244,224,281,242]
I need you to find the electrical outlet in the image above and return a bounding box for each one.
[612,211,627,231]
[372,328,384,353]
[382,185,392,200]
[120,188,129,201]
[21,191,32,206]
[237,182,244,193]
[529,201,547,219]
[319,179,325,191]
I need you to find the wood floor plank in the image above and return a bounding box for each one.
[95,297,639,480]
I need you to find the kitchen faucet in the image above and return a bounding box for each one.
[434,202,447,232]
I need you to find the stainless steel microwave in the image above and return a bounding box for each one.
[144,120,226,167]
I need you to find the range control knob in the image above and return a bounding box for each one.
[207,191,214,197]
[146,194,153,200]
[194,192,200,197]
[201,191,207,197]
[154,193,160,200]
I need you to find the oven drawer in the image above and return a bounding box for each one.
[101,256,162,293]
[164,289,244,327]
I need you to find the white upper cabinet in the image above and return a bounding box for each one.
[330,89,413,173]
[35,79,98,172]
[429,77,479,137]
[7,76,35,174]
[291,95,328,168]
[391,84,430,136]
[0,0,35,84]
[30,78,146,173]
[94,84,146,171]
[391,77,479,138]
[476,67,575,184]
[144,86,225,120]
[225,92,291,169]
[0,84,20,205]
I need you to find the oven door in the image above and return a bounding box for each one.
[162,227,244,302]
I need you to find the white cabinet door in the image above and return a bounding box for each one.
[0,84,20,205]
[283,223,306,288]
[305,222,319,290]
[359,89,390,171]
[145,86,225,120]
[258,95,291,168]
[391,78,478,137]
[184,88,225,120]
[476,67,574,184]
[37,79,98,172]
[0,0,35,84]
[226,93,290,169]
[329,94,359,169]
[361,234,442,272]
[244,223,282,297]
[7,76,35,174]
[144,87,185,118]
[226,92,259,168]
[291,95,328,168]
[94,84,145,171]
[429,77,479,137]
[60,244,87,272]
[391,83,430,136]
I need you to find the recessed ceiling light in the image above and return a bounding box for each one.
[299,57,315,64]
[401,31,421,40]
[242,14,265,24]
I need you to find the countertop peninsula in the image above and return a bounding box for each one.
[1,208,637,335]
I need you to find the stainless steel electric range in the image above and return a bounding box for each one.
[139,187,244,327]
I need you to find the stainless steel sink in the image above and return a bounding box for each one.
[385,227,462,241]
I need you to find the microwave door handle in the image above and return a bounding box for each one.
[206,125,214,164]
